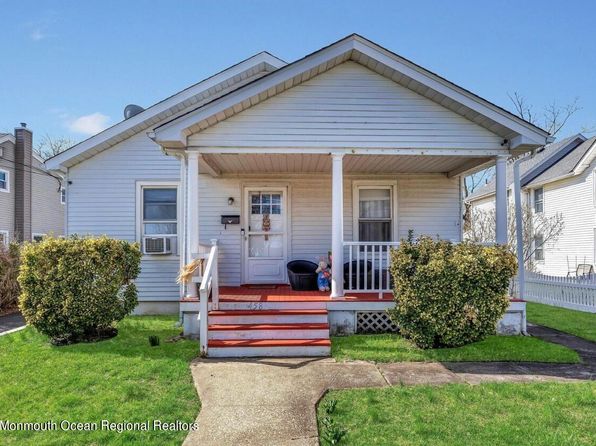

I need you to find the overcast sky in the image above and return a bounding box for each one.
[1,0,595,144]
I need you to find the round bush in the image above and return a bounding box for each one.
[387,237,517,349]
[18,236,142,344]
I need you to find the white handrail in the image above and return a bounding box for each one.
[344,241,400,298]
[198,239,219,356]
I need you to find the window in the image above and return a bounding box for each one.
[533,187,544,213]
[357,187,393,242]
[142,187,177,236]
[32,233,46,242]
[0,230,8,247]
[0,169,8,192]
[534,234,544,261]
[250,192,281,215]
[60,186,66,204]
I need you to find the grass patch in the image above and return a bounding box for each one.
[0,316,199,445]
[527,302,596,342]
[318,382,596,445]
[331,334,579,363]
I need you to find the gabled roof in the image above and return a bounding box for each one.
[153,34,550,151]
[0,133,15,145]
[525,136,596,187]
[466,134,589,201]
[47,34,550,171]
[46,52,287,170]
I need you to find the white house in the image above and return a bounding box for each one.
[47,35,548,356]
[467,134,596,276]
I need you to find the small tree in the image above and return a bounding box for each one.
[18,236,141,344]
[466,203,564,271]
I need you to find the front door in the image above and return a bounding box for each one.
[243,187,288,284]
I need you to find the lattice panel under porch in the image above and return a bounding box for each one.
[356,311,399,333]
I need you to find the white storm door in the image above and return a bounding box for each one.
[243,187,288,283]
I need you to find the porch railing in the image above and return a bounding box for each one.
[197,239,219,355]
[343,241,400,297]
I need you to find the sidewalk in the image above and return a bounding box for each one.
[0,312,25,335]
[184,325,595,446]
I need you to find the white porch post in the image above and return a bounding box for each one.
[186,151,200,298]
[495,155,508,245]
[331,153,344,298]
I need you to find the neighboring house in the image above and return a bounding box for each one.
[0,124,65,246]
[46,35,547,355]
[467,134,596,276]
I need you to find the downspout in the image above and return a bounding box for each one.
[513,158,526,334]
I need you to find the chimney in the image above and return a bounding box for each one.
[14,123,33,242]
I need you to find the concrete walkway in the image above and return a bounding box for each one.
[184,326,596,446]
[0,312,25,335]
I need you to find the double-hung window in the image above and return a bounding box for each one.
[534,234,544,261]
[533,187,544,213]
[141,187,178,237]
[0,169,8,192]
[357,187,393,242]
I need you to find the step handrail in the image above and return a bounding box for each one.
[199,239,219,355]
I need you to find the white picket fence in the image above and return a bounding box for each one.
[511,271,596,313]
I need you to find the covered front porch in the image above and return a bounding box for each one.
[176,149,511,299]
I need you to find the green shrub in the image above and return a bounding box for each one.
[388,236,517,349]
[18,236,142,344]
[0,242,21,312]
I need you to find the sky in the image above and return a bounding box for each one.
[1,0,595,145]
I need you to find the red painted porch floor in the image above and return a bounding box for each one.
[216,285,393,301]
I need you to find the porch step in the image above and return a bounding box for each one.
[206,308,331,357]
[208,323,330,340]
[207,338,331,358]
[208,309,329,325]
[217,300,327,310]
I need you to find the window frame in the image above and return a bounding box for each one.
[0,230,8,247]
[60,186,66,205]
[135,181,180,257]
[533,187,544,213]
[0,169,9,193]
[352,180,398,243]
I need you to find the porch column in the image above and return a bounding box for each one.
[186,151,200,298]
[495,155,508,245]
[331,153,344,298]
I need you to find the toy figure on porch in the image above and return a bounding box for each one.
[316,260,331,292]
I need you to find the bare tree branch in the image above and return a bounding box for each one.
[508,92,581,136]
[35,134,75,160]
[465,203,565,271]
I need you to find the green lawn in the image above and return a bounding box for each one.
[331,334,579,363]
[527,302,596,342]
[0,316,199,446]
[318,382,596,446]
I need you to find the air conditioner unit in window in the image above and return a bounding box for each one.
[143,236,173,255]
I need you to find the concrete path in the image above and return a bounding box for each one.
[0,312,25,335]
[184,326,596,446]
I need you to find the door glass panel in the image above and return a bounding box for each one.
[249,234,283,258]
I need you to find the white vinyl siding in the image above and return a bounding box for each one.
[67,132,181,302]
[536,160,596,275]
[189,62,503,151]
[31,157,65,238]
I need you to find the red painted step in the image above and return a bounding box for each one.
[208,309,328,316]
[208,339,331,348]
[209,323,330,331]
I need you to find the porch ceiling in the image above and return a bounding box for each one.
[201,153,491,175]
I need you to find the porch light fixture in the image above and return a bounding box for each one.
[228,197,235,205]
